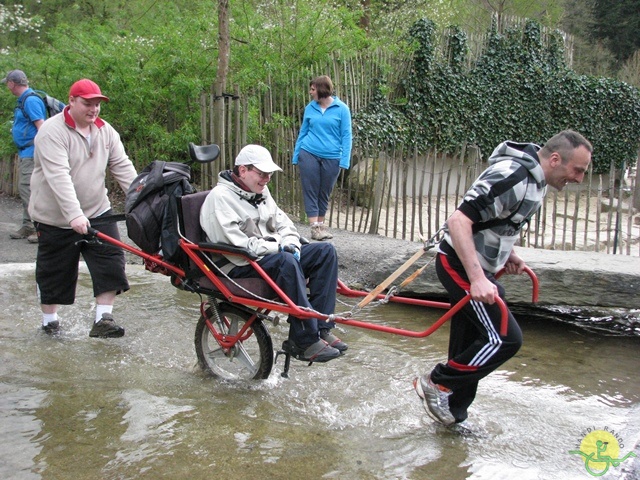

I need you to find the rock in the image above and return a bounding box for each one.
[348,155,387,207]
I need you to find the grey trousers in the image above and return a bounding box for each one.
[18,156,34,228]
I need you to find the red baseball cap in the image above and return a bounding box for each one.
[69,79,110,102]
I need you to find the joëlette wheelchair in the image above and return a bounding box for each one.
[87,144,539,380]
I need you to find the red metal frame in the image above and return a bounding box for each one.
[91,229,538,340]
[199,301,260,352]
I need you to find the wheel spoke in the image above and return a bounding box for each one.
[195,304,273,380]
[231,342,258,373]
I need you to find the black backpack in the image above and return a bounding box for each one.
[125,161,195,262]
[18,89,66,121]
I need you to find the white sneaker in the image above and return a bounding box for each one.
[413,374,456,426]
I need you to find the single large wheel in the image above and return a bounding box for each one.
[195,302,273,380]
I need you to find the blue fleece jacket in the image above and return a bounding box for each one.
[292,96,352,169]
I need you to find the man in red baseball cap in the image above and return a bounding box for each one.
[66,78,110,130]
[68,78,110,102]
[29,79,138,338]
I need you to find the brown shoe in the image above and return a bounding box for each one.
[310,224,323,240]
[89,313,125,338]
[310,223,332,241]
[10,226,36,239]
[319,223,333,239]
[27,233,38,243]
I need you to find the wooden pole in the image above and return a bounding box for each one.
[356,248,426,308]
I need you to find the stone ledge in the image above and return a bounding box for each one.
[301,223,640,311]
[366,247,639,309]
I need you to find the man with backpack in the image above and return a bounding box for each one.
[2,69,45,243]
[414,130,592,427]
[29,78,137,337]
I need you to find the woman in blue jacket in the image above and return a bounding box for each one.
[292,76,352,240]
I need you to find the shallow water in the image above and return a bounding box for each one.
[1,264,639,480]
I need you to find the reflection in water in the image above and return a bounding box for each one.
[0,264,638,479]
[105,389,196,474]
[0,384,46,480]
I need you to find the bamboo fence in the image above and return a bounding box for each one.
[1,41,638,256]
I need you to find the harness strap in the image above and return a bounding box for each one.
[89,213,127,226]
[472,165,533,234]
[472,197,527,233]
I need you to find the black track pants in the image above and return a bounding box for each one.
[430,252,523,423]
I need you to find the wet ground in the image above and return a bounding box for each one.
[1,263,639,480]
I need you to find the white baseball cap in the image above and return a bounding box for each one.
[234,145,282,173]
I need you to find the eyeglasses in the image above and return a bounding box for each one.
[248,166,273,179]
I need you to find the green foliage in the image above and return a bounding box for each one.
[230,0,367,88]
[353,17,640,174]
[592,0,640,65]
[402,20,473,151]
[466,20,563,154]
[1,0,368,168]
[2,1,639,178]
[353,80,409,149]
[0,119,15,158]
[368,0,458,39]
[1,7,218,168]
[0,4,44,49]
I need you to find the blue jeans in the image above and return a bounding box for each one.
[229,242,338,348]
[297,149,341,219]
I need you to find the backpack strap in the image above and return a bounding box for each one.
[89,213,127,226]
[17,91,43,123]
[16,92,46,148]
[472,165,533,234]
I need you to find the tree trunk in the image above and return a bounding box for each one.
[214,0,230,166]
[359,0,370,32]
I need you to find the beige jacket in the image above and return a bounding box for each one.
[29,107,137,228]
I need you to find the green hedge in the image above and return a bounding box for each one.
[354,18,640,173]
[3,14,638,177]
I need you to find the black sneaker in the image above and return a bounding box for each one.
[41,320,60,335]
[301,339,341,362]
[89,313,125,338]
[319,329,348,352]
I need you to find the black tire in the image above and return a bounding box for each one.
[195,303,273,380]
